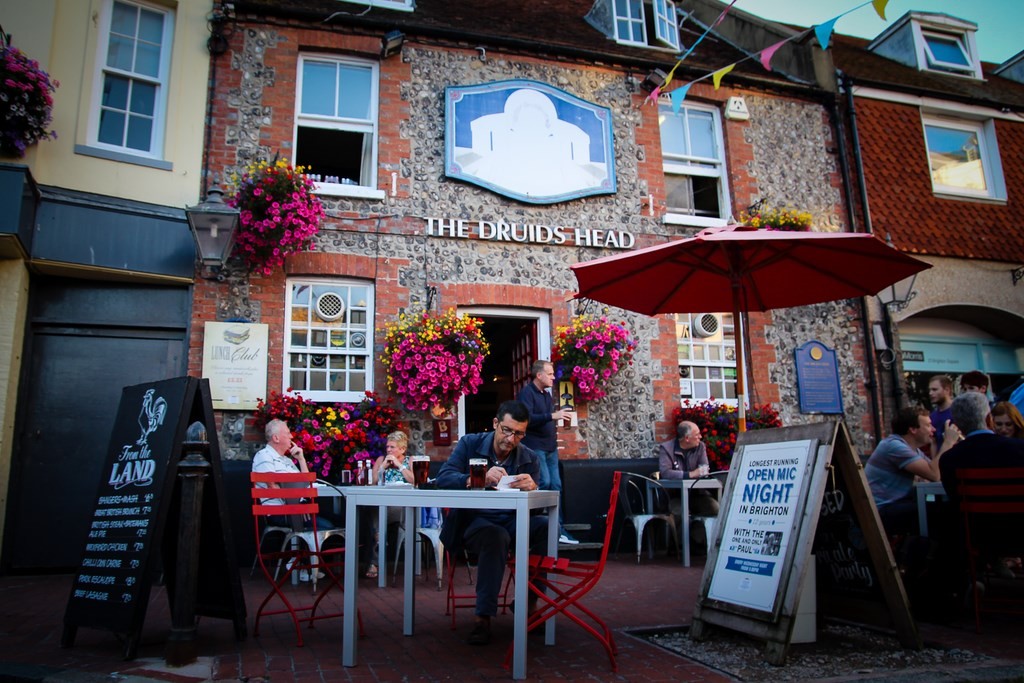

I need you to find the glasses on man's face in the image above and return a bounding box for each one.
[497,424,527,440]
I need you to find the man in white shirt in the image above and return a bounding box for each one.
[252,418,335,529]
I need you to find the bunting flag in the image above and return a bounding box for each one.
[814,17,839,50]
[711,64,735,90]
[677,0,740,63]
[759,39,788,71]
[653,0,883,107]
[670,83,692,113]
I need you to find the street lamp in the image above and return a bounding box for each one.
[877,233,918,310]
[185,184,239,268]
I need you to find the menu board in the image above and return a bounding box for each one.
[62,377,246,658]
[813,460,884,603]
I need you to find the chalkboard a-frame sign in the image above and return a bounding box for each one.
[61,376,246,659]
[690,421,920,665]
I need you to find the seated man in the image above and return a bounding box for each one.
[939,391,1024,507]
[436,400,548,646]
[252,418,336,550]
[659,421,720,517]
[865,406,960,536]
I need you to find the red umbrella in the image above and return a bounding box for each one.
[570,224,931,429]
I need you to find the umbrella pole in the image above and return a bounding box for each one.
[733,293,747,433]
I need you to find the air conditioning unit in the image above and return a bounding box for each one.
[693,313,720,338]
[315,292,346,321]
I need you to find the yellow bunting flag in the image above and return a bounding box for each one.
[872,0,888,20]
[711,64,735,90]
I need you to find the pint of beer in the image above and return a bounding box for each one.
[469,458,488,490]
[411,455,430,488]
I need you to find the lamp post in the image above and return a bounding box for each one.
[185,184,239,270]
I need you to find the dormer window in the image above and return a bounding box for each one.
[588,0,680,51]
[867,12,983,80]
[922,30,973,75]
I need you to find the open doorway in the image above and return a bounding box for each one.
[458,308,551,436]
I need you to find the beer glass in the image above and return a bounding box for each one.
[469,458,488,490]
[411,455,430,488]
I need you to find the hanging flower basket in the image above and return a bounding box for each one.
[0,44,58,158]
[228,158,325,276]
[738,205,813,232]
[382,308,490,413]
[253,390,400,483]
[552,315,637,402]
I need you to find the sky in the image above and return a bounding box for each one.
[732,0,1022,64]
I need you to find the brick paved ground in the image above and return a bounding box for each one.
[1,552,1021,682]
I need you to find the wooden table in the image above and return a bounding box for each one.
[338,486,559,680]
[646,477,723,566]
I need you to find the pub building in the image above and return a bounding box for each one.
[189,0,877,472]
[0,0,905,572]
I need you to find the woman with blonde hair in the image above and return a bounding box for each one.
[363,431,414,578]
[991,401,1024,439]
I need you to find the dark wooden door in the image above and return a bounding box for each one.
[5,279,189,569]
[511,320,538,396]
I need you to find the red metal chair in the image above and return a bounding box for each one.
[250,471,361,646]
[956,467,1024,633]
[504,470,622,672]
[444,547,514,629]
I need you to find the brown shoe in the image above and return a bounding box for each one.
[467,616,491,645]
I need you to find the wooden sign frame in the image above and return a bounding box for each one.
[690,421,919,664]
[61,377,246,659]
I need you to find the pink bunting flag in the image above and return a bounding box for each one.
[759,39,788,71]
[645,86,661,106]
[872,0,888,20]
[711,64,735,90]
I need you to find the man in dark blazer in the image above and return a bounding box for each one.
[939,391,1024,506]
[938,391,1024,586]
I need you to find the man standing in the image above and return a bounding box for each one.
[518,360,576,544]
[659,421,720,518]
[929,375,955,450]
[436,400,548,646]
[866,406,959,536]
[959,370,990,397]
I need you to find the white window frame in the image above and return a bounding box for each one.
[676,313,739,407]
[333,0,414,11]
[294,54,385,200]
[910,20,983,79]
[87,0,173,159]
[614,0,648,47]
[660,100,731,228]
[653,0,680,51]
[284,278,375,404]
[612,0,680,50]
[921,114,1006,201]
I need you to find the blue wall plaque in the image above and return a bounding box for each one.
[794,341,843,414]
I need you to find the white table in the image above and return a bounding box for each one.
[915,480,947,537]
[339,486,559,680]
[647,478,723,567]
